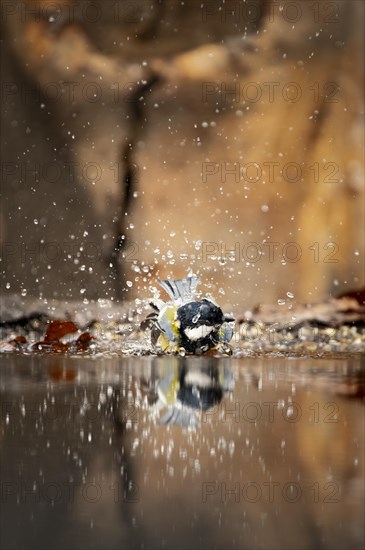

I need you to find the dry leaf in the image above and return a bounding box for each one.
[44,320,78,343]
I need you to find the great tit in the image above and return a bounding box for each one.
[141,276,235,354]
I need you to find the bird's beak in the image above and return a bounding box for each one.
[223,314,235,322]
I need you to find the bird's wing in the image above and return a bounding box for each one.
[158,304,180,342]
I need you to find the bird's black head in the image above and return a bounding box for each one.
[177,299,224,327]
[176,299,225,352]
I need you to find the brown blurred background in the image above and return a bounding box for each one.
[1,0,364,310]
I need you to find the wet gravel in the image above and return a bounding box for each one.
[1,295,364,357]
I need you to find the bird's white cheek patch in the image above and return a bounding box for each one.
[184,326,214,341]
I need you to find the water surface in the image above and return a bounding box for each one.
[1,354,364,549]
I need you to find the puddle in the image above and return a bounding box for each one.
[0,354,364,549]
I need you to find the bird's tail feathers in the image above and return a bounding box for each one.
[157,276,200,301]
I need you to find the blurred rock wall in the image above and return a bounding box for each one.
[1,0,364,309]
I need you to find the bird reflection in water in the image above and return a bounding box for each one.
[114,357,234,430]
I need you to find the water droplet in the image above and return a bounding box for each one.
[218,437,226,450]
[126,281,133,288]
[261,204,269,212]
[277,299,286,305]
[286,292,294,299]
[194,240,202,250]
